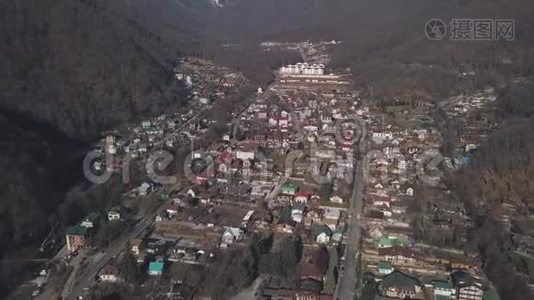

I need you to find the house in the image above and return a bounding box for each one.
[329,195,343,204]
[452,271,483,300]
[195,168,214,185]
[186,188,197,198]
[295,277,323,300]
[107,208,121,221]
[130,238,142,256]
[312,224,332,244]
[378,236,407,248]
[331,228,343,242]
[321,206,343,230]
[378,261,394,275]
[295,190,311,203]
[220,227,244,247]
[378,246,418,266]
[148,261,164,276]
[372,195,392,208]
[262,275,296,300]
[99,265,120,282]
[380,270,422,299]
[66,225,88,252]
[236,141,257,161]
[432,278,455,300]
[138,182,152,196]
[80,212,101,229]
[281,182,299,196]
[299,247,329,282]
[292,202,306,223]
[165,203,180,218]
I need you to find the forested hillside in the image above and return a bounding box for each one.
[452,82,534,300]
[0,0,194,294]
[1,0,191,139]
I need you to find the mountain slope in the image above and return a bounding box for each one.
[1,0,190,139]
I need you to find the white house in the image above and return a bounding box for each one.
[99,265,120,283]
[138,182,152,196]
[329,195,343,204]
[107,209,121,221]
[236,143,257,161]
[220,227,244,248]
[373,196,391,208]
[291,202,305,223]
[316,231,331,244]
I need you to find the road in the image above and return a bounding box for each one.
[60,198,171,300]
[232,83,276,139]
[154,107,206,148]
[58,109,208,300]
[334,125,367,300]
[62,80,262,300]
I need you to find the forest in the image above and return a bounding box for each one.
[451,81,534,300]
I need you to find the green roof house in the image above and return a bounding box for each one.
[148,261,164,276]
[378,261,394,275]
[66,225,88,236]
[378,236,407,248]
[433,278,455,300]
[65,225,88,252]
[281,182,299,196]
[380,270,421,299]
[81,212,102,228]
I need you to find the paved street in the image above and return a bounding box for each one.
[334,126,367,300]
[59,197,171,300]
[61,79,266,300]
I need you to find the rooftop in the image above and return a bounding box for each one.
[66,225,88,236]
[149,261,164,272]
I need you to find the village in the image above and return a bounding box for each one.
[23,47,506,300]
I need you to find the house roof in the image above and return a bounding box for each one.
[282,182,299,191]
[130,238,142,246]
[367,210,385,220]
[85,212,102,222]
[299,247,329,278]
[452,270,482,289]
[224,227,242,237]
[100,265,119,276]
[379,236,407,247]
[149,261,164,272]
[296,190,311,198]
[381,270,420,291]
[378,261,393,270]
[378,246,416,258]
[66,225,88,237]
[216,150,232,163]
[237,141,258,152]
[433,279,454,290]
[312,224,332,238]
[298,277,323,294]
